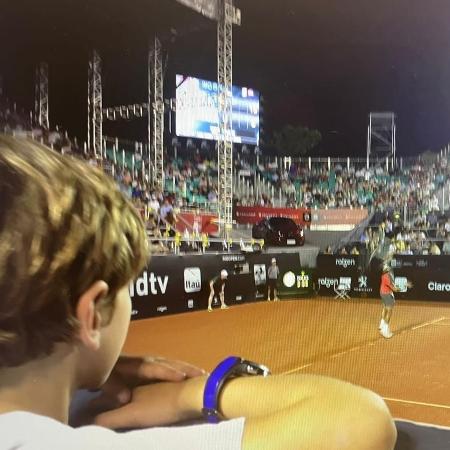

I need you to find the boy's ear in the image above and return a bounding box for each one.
[76,281,109,351]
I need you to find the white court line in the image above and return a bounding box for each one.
[281,316,447,375]
[330,351,347,359]
[384,397,450,410]
[411,317,446,330]
[348,346,361,352]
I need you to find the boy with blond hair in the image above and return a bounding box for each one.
[0,136,396,449]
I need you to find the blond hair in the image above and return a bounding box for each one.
[0,136,148,367]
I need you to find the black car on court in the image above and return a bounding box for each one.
[252,217,305,246]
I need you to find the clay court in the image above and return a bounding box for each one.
[124,297,450,427]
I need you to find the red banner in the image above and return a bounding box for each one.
[310,208,368,225]
[234,206,368,228]
[234,206,311,225]
[175,208,366,232]
[177,212,219,235]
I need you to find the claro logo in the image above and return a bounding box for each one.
[428,282,450,292]
[335,258,355,268]
[129,271,169,297]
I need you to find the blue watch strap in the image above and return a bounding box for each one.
[203,356,241,424]
[202,356,270,424]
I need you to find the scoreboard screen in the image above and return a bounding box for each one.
[176,74,260,145]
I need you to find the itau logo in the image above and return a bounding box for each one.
[184,267,201,293]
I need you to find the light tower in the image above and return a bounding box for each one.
[217,0,235,237]
[366,112,396,169]
[150,36,165,191]
[88,50,103,158]
[174,0,241,237]
[35,62,49,129]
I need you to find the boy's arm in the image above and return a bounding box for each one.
[184,374,396,450]
[96,374,396,450]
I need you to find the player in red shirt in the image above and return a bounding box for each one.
[379,262,412,338]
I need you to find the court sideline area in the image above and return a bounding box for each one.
[124,297,450,427]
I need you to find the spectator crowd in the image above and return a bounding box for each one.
[2,101,449,258]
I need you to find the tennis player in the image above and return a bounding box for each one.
[379,263,412,338]
[207,269,229,312]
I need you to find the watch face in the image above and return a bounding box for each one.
[240,360,271,376]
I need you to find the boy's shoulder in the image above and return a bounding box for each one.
[0,411,245,450]
[0,411,114,448]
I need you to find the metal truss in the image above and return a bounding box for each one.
[367,112,396,168]
[102,103,149,121]
[217,0,240,237]
[88,50,103,158]
[174,0,241,24]
[35,62,49,129]
[94,37,165,189]
[148,44,152,183]
[151,36,164,191]
[176,0,240,236]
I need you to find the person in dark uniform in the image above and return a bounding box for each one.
[208,269,229,312]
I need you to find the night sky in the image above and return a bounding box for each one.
[2,0,450,156]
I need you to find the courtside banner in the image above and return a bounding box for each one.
[244,252,314,299]
[315,255,450,301]
[234,206,311,225]
[130,252,314,320]
[387,255,450,301]
[130,253,450,319]
[389,255,450,272]
[129,254,248,320]
[315,254,375,298]
[310,208,368,226]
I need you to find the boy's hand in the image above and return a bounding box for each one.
[94,377,207,429]
[113,355,206,384]
[90,356,206,412]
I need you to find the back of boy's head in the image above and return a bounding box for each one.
[0,136,148,368]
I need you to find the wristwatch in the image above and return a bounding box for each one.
[202,356,271,423]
